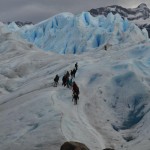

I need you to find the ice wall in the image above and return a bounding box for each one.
[19,12,148,54]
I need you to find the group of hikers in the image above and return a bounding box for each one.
[53,62,80,105]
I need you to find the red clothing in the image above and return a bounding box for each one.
[72,83,79,95]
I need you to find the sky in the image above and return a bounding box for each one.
[0,0,150,23]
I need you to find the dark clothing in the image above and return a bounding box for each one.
[66,76,70,88]
[66,71,70,78]
[72,69,76,78]
[72,82,79,95]
[54,75,59,87]
[62,75,67,86]
[75,63,78,71]
[54,75,59,82]
[70,70,74,79]
[73,93,79,105]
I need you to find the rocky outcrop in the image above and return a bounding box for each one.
[60,141,90,150]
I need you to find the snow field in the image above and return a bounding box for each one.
[1,16,150,150]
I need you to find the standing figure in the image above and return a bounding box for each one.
[66,71,70,78]
[72,82,79,105]
[75,62,78,71]
[54,74,59,87]
[69,78,73,87]
[62,75,67,86]
[66,76,70,88]
[72,68,76,78]
[73,92,79,105]
[70,70,74,79]
[72,81,80,96]
[104,45,107,51]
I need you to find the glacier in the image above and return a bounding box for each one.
[16,12,149,54]
[0,11,150,150]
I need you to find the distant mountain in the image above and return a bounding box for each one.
[89,3,150,37]
[8,21,33,27]
[89,3,150,21]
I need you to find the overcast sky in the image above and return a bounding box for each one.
[1,0,150,23]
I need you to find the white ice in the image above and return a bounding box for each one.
[17,12,148,54]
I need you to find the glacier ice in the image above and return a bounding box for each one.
[17,12,148,54]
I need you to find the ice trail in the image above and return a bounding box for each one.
[52,88,105,150]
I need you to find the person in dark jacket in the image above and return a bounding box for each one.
[66,71,70,78]
[70,70,74,79]
[72,68,76,78]
[62,75,67,87]
[73,92,79,105]
[104,45,107,51]
[54,74,59,87]
[69,78,73,87]
[75,62,78,71]
[66,76,70,88]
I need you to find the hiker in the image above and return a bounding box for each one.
[72,68,76,78]
[66,77,73,89]
[66,76,70,88]
[72,92,79,105]
[75,62,78,71]
[72,81,80,96]
[66,71,70,78]
[104,45,107,51]
[70,70,74,79]
[68,78,73,87]
[54,74,59,87]
[62,74,67,86]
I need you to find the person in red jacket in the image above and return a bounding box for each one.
[72,82,79,105]
[72,81,80,96]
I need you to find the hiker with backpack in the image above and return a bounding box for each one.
[66,76,70,88]
[72,81,79,95]
[54,74,59,87]
[66,71,70,78]
[72,68,76,78]
[62,71,70,87]
[62,74,67,87]
[104,45,107,51]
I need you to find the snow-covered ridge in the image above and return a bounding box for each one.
[89,3,150,22]
[89,3,150,37]
[16,12,148,54]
